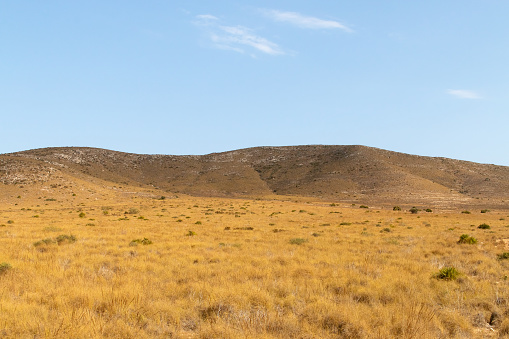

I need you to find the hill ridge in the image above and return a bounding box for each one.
[1,145,508,208]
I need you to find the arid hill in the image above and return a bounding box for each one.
[1,145,509,208]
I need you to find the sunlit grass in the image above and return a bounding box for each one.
[0,195,508,337]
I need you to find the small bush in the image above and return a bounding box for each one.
[127,208,139,215]
[195,221,202,225]
[56,234,77,245]
[435,266,460,280]
[359,205,369,209]
[457,234,477,244]
[78,212,86,218]
[34,238,56,247]
[289,238,308,245]
[461,210,471,214]
[381,228,391,233]
[497,253,509,260]
[393,206,401,211]
[478,223,491,229]
[186,231,197,236]
[425,208,433,213]
[130,238,152,246]
[7,220,14,224]
[481,209,490,213]
[0,262,11,274]
[409,207,419,214]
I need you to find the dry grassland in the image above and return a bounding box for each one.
[1,194,509,338]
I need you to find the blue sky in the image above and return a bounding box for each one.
[2,1,508,165]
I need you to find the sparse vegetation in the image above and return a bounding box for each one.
[129,238,152,246]
[498,253,509,260]
[409,207,419,214]
[289,238,308,245]
[0,175,508,337]
[0,262,11,274]
[457,234,478,244]
[434,266,460,280]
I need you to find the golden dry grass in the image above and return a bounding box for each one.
[1,194,509,338]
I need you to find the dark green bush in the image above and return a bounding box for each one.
[409,207,419,214]
[393,206,401,211]
[497,253,509,260]
[478,223,491,229]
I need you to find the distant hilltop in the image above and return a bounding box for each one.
[1,145,509,209]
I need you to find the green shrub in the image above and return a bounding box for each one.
[78,212,86,218]
[497,253,509,260]
[7,220,14,224]
[186,231,197,236]
[478,223,491,229]
[461,210,471,214]
[393,206,401,211]
[457,234,477,244]
[409,207,419,214]
[359,205,369,209]
[0,262,11,274]
[435,266,460,280]
[289,238,308,245]
[425,208,433,213]
[481,209,490,213]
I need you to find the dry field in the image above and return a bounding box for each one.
[1,193,509,338]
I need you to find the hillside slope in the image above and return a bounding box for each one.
[2,145,509,208]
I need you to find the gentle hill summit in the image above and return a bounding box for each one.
[1,145,509,208]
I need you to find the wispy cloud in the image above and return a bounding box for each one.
[194,14,284,56]
[263,10,353,32]
[446,89,483,99]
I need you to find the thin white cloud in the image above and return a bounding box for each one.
[194,15,284,56]
[196,14,218,21]
[264,10,353,32]
[447,89,483,99]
